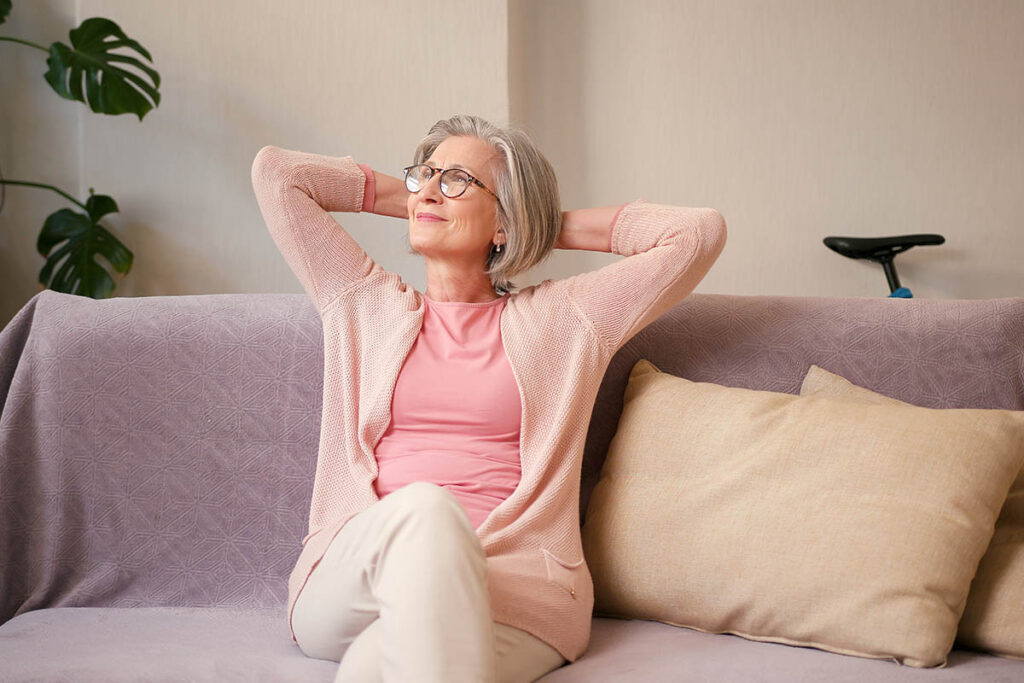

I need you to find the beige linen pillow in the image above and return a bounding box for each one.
[581,359,1024,668]
[801,365,1024,660]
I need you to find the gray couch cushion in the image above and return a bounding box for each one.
[542,619,1024,682]
[0,607,336,682]
[1,610,1018,682]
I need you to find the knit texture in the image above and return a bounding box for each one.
[250,145,727,662]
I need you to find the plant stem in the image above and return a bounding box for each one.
[0,180,87,211]
[0,36,50,52]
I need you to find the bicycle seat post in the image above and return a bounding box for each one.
[878,255,901,293]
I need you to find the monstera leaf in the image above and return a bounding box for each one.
[37,192,133,298]
[44,17,160,120]
[0,0,12,25]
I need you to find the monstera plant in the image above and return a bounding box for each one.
[0,0,161,298]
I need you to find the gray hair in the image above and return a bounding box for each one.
[409,114,562,295]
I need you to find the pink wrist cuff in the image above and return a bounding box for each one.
[609,202,629,252]
[357,163,376,213]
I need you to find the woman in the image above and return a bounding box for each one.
[251,114,726,682]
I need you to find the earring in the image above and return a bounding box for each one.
[495,243,503,254]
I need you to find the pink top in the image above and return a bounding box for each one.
[251,145,727,662]
[374,294,522,529]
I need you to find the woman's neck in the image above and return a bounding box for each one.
[423,263,500,303]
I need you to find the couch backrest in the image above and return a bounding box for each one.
[2,291,1022,621]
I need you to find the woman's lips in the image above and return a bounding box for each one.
[416,212,446,222]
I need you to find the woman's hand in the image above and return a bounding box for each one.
[369,170,410,219]
[555,206,623,252]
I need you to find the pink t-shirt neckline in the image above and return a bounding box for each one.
[423,292,510,306]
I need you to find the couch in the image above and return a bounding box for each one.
[1,289,1021,682]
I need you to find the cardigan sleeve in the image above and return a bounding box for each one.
[566,199,727,353]
[251,145,382,311]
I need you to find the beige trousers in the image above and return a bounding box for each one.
[291,481,566,682]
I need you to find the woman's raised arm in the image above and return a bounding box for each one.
[251,145,384,312]
[561,200,727,353]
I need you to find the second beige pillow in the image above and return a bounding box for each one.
[801,365,1024,660]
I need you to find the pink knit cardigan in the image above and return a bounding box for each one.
[251,145,727,662]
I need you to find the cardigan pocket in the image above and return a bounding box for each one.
[542,548,584,600]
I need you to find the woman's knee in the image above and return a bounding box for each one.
[376,484,487,585]
[292,617,344,663]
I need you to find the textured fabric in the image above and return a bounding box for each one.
[2,290,1023,678]
[356,163,375,212]
[0,291,324,623]
[290,482,564,682]
[800,364,1024,660]
[5,292,1019,628]
[250,145,727,662]
[374,295,522,531]
[580,295,1024,526]
[582,359,1024,667]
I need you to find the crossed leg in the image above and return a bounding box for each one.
[337,617,565,683]
[290,482,566,682]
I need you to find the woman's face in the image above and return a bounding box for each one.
[407,135,502,265]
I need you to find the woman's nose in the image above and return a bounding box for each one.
[419,172,445,203]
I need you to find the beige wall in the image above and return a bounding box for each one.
[0,0,508,324]
[0,0,79,324]
[512,0,1024,299]
[2,1,1022,326]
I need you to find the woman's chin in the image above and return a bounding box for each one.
[409,230,444,251]
[408,239,435,257]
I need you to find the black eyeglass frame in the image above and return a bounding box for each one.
[402,164,500,201]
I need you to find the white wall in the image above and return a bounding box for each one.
[2,1,1022,326]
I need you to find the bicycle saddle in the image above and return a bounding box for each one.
[823,234,945,261]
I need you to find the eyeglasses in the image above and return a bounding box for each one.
[403,164,499,201]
